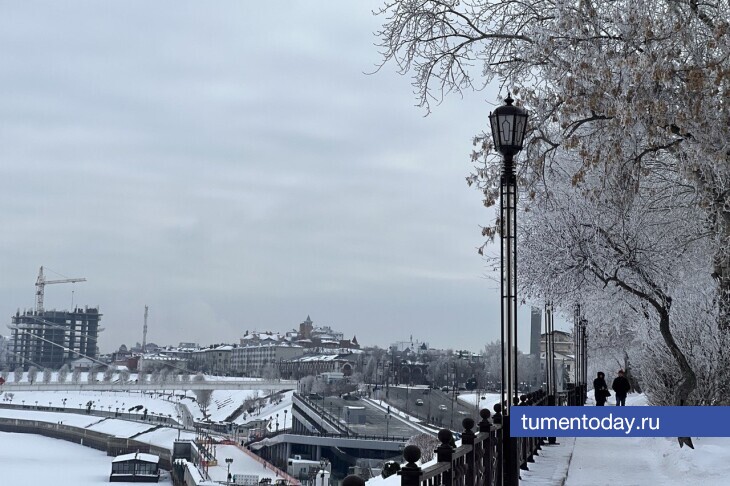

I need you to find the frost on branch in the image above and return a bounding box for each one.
[376,0,730,329]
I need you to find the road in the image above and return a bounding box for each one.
[372,385,480,429]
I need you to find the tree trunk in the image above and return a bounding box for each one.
[656,307,697,405]
[656,306,697,449]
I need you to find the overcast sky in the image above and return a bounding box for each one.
[0,1,566,353]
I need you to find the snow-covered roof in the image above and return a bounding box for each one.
[112,452,160,464]
[237,342,302,350]
[140,353,181,361]
[291,354,345,362]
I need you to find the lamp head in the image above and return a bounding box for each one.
[489,93,528,159]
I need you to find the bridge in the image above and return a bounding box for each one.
[0,379,297,392]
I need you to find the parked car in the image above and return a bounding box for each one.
[438,404,448,411]
[415,399,424,406]
[441,386,450,392]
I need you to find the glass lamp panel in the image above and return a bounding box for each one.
[490,113,500,150]
[499,115,513,147]
[515,116,526,147]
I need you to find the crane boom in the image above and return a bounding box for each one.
[35,266,87,313]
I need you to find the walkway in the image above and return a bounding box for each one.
[520,437,575,486]
[523,394,730,485]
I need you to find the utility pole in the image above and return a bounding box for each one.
[142,305,149,351]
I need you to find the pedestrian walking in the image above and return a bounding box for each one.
[593,372,610,406]
[612,369,631,406]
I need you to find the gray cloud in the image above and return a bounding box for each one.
[0,1,561,353]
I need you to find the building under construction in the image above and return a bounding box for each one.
[7,267,101,370]
[8,307,102,370]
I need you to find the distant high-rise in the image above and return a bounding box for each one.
[530,306,542,356]
[8,307,102,370]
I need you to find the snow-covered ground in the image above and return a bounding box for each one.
[2,386,294,429]
[563,393,730,486]
[456,392,501,412]
[0,431,172,485]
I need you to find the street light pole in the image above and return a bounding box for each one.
[489,93,528,486]
[225,457,233,486]
[580,318,588,404]
[545,302,557,445]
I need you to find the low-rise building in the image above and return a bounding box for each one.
[191,345,234,375]
[279,354,356,379]
[231,342,304,376]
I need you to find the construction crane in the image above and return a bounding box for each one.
[35,266,86,313]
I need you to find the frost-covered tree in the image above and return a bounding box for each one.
[261,363,280,380]
[405,433,441,462]
[299,375,315,393]
[103,367,114,383]
[71,367,81,384]
[42,368,52,384]
[427,356,450,387]
[377,0,730,329]
[13,367,23,383]
[193,372,212,414]
[514,153,718,408]
[119,369,130,384]
[0,369,9,382]
[480,341,502,387]
[57,364,69,383]
[27,366,38,384]
[363,356,377,384]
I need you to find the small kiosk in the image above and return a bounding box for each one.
[110,452,160,482]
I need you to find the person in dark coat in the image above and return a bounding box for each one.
[612,369,631,406]
[593,372,609,406]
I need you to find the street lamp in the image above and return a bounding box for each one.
[225,457,233,485]
[580,317,588,404]
[489,93,528,486]
[319,459,328,486]
[545,301,557,445]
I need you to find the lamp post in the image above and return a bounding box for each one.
[489,93,528,486]
[573,304,587,405]
[225,457,233,486]
[319,458,328,486]
[545,302,557,444]
[580,318,588,404]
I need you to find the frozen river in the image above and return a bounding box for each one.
[0,432,171,485]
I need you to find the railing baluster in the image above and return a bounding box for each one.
[436,429,454,486]
[399,445,422,486]
[461,418,476,486]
